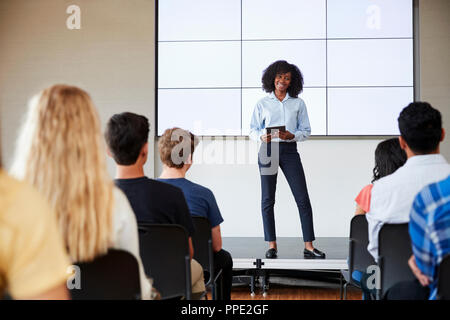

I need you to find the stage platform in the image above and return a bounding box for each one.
[223,237,349,295]
[223,237,349,270]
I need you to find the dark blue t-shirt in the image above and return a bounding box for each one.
[115,176,195,236]
[157,178,224,228]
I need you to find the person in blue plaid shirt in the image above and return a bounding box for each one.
[409,175,450,300]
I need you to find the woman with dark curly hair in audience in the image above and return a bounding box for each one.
[354,138,407,215]
[350,137,407,299]
[249,60,325,259]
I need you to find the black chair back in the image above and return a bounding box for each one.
[348,215,376,284]
[378,223,415,299]
[70,249,141,300]
[192,216,213,273]
[191,216,223,299]
[138,223,192,300]
[438,254,450,300]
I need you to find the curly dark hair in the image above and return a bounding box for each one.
[261,60,304,97]
[398,102,442,154]
[372,138,407,183]
[105,112,149,165]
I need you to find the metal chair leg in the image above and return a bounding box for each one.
[250,275,255,297]
[261,275,268,297]
[343,282,349,300]
[218,272,223,300]
[211,283,216,300]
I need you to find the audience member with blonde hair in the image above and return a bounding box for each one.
[10,85,154,299]
[0,140,70,300]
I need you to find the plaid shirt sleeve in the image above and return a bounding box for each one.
[409,187,436,279]
[409,175,450,299]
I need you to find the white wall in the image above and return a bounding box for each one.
[419,0,450,159]
[0,0,155,176]
[1,0,449,238]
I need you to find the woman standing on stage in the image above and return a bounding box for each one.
[249,60,325,259]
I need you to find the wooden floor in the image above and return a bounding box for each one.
[208,285,362,300]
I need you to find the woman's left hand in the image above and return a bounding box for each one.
[278,130,295,140]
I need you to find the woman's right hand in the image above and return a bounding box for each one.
[261,134,272,143]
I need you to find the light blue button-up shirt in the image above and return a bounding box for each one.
[249,92,311,142]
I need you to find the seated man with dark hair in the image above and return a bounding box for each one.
[158,128,234,300]
[105,112,205,296]
[366,102,450,299]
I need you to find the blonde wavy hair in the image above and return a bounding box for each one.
[10,85,114,262]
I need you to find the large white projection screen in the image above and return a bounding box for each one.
[157,0,414,136]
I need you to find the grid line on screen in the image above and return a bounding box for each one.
[326,0,328,135]
[158,86,414,90]
[155,0,159,137]
[158,37,413,43]
[240,0,243,136]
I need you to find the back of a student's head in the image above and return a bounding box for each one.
[398,102,443,154]
[158,127,198,169]
[105,112,149,166]
[10,84,114,262]
[372,138,407,182]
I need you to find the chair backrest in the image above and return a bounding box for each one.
[70,249,141,300]
[191,216,214,277]
[138,223,192,300]
[378,223,415,298]
[437,254,450,300]
[348,215,376,283]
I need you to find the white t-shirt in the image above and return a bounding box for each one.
[367,154,450,260]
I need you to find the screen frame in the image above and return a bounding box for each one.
[155,0,418,138]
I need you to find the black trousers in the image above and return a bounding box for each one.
[214,249,233,300]
[258,142,315,242]
[385,279,430,300]
[359,273,429,300]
